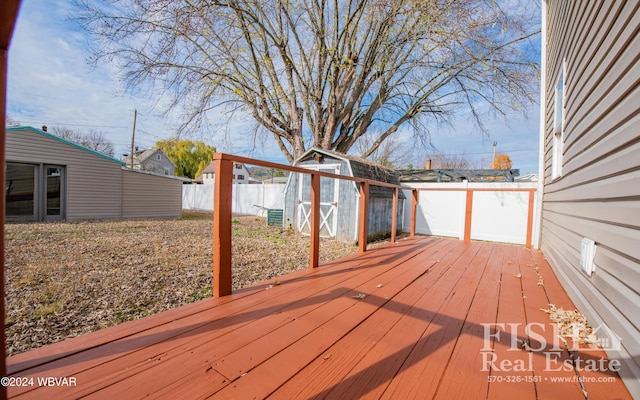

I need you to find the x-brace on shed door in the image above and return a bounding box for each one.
[297,164,340,238]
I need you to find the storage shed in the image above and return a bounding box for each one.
[6,126,184,222]
[283,148,404,243]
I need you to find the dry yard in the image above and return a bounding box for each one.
[4,212,361,356]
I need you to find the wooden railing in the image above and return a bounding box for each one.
[211,153,419,297]
[211,153,538,296]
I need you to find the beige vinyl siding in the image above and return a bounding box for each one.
[541,1,640,396]
[122,169,182,218]
[6,128,123,220]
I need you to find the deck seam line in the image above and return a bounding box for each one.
[242,242,453,399]
[135,239,445,398]
[431,242,493,399]
[373,241,481,399]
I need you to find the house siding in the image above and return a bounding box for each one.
[139,149,176,176]
[122,170,183,218]
[6,128,122,220]
[541,1,640,397]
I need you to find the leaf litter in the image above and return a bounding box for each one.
[4,212,362,356]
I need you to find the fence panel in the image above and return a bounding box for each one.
[183,184,285,217]
[403,182,538,246]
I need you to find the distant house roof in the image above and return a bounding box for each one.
[194,161,253,183]
[123,148,176,169]
[399,168,520,183]
[7,126,125,165]
[201,162,217,174]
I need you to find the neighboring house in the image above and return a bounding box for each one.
[6,126,184,221]
[539,1,639,396]
[195,161,251,184]
[124,148,176,176]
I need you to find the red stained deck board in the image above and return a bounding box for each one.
[433,242,501,400]
[269,239,471,400]
[199,239,461,399]
[529,250,632,400]
[4,238,633,400]
[515,246,584,398]
[485,245,537,400]
[377,241,489,400]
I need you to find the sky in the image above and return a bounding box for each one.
[7,0,542,175]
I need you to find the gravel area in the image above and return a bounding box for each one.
[4,212,359,356]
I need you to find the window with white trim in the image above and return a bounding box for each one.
[551,63,565,180]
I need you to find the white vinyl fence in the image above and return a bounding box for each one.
[183,182,539,246]
[183,184,286,216]
[402,182,539,247]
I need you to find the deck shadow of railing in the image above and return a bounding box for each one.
[211,153,420,297]
[7,239,625,397]
[233,238,427,294]
[7,238,432,375]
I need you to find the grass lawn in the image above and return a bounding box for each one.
[4,211,357,356]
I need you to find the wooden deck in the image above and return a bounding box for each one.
[6,237,631,399]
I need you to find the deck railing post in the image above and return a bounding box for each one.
[1,19,15,392]
[213,157,233,297]
[310,172,320,268]
[464,189,473,244]
[410,189,418,237]
[358,181,369,253]
[391,187,398,243]
[526,189,535,249]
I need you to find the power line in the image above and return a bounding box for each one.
[431,147,538,156]
[15,120,129,129]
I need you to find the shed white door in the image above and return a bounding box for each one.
[297,165,340,238]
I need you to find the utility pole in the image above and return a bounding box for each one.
[130,109,137,168]
[492,141,497,169]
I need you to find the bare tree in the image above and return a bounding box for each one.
[52,126,115,157]
[428,151,483,169]
[355,132,413,168]
[76,0,540,163]
[6,114,20,127]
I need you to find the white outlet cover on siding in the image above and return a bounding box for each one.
[580,237,596,277]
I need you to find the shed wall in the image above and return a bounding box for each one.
[284,153,404,243]
[122,170,183,218]
[541,1,640,396]
[284,156,356,242]
[6,128,122,220]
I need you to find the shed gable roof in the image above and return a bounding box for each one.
[295,147,404,199]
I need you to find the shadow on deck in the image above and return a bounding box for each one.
[6,237,631,399]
